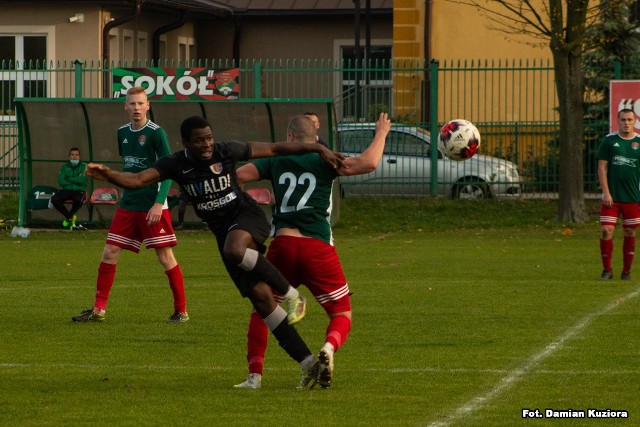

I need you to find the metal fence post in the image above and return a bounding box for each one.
[429,59,439,196]
[253,61,262,100]
[74,59,83,99]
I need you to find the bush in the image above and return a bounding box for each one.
[0,191,18,220]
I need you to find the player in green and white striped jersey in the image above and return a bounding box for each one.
[72,86,188,324]
[597,108,640,281]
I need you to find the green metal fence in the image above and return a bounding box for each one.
[0,58,627,198]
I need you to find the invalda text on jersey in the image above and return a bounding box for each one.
[183,175,231,197]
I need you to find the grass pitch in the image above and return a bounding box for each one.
[1,198,638,426]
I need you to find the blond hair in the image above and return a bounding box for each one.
[127,86,146,97]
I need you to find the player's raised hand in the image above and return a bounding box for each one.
[86,163,112,181]
[375,112,391,135]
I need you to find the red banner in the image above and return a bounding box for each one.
[113,67,239,100]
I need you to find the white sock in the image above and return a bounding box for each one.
[238,248,259,271]
[263,305,287,330]
[282,286,299,300]
[322,342,335,355]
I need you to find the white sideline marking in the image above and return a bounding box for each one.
[388,367,640,375]
[427,286,640,427]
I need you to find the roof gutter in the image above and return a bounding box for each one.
[228,8,391,17]
[102,0,142,97]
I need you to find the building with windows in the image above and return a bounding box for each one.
[4,0,585,125]
[0,0,393,190]
[0,1,392,117]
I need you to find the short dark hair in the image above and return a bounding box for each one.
[69,147,80,155]
[618,108,635,118]
[180,116,211,140]
[288,115,317,143]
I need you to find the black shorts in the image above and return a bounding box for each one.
[50,189,84,206]
[209,202,270,297]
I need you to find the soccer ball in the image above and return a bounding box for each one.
[437,119,481,161]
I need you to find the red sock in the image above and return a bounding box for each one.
[165,264,186,313]
[94,262,116,310]
[247,311,269,375]
[600,239,613,271]
[623,236,635,273]
[326,315,352,352]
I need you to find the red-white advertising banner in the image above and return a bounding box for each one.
[112,67,239,100]
[609,80,640,133]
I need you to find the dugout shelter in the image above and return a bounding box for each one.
[15,99,338,227]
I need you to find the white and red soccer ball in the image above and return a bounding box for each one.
[437,119,481,161]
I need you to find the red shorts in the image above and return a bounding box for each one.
[266,235,351,314]
[106,207,177,253]
[600,202,640,228]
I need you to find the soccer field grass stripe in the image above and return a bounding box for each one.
[2,201,638,425]
[2,362,639,376]
[0,282,216,292]
[427,284,640,427]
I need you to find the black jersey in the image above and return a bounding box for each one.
[154,140,260,232]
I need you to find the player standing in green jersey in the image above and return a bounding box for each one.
[72,86,188,323]
[597,108,640,281]
[233,113,391,389]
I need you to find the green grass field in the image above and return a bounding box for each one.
[1,198,638,426]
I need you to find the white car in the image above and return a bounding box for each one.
[337,124,522,199]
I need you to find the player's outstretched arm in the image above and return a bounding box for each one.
[86,163,161,189]
[338,112,391,177]
[249,140,345,169]
[236,163,260,186]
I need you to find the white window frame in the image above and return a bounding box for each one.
[0,26,54,121]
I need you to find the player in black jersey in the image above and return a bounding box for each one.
[86,115,344,388]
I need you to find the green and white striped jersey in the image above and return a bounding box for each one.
[597,132,640,203]
[117,120,172,211]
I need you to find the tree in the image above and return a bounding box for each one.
[583,1,640,120]
[582,1,640,193]
[454,0,621,223]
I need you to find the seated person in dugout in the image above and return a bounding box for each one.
[49,147,87,230]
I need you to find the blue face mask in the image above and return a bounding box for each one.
[70,159,80,166]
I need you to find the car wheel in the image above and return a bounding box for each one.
[453,179,490,199]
